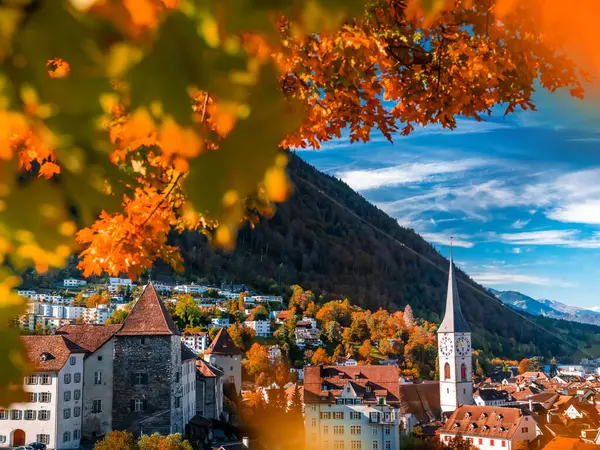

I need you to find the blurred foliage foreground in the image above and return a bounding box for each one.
[0,0,592,404]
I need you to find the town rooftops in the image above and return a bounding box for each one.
[204,328,242,356]
[441,405,530,439]
[476,389,510,402]
[57,323,121,353]
[21,335,86,372]
[304,365,401,405]
[399,382,441,422]
[116,283,180,336]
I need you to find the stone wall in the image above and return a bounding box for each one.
[112,335,177,435]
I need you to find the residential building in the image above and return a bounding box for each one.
[203,328,242,394]
[295,327,322,349]
[0,335,86,448]
[111,283,195,436]
[18,290,37,299]
[174,284,207,295]
[558,365,586,377]
[438,253,474,413]
[251,295,283,304]
[64,306,85,320]
[304,365,402,450]
[196,359,224,420]
[399,382,441,433]
[107,278,132,294]
[182,333,209,354]
[56,324,121,440]
[63,278,87,287]
[474,389,514,407]
[209,318,231,329]
[243,320,271,337]
[439,405,538,450]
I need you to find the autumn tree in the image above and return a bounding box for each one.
[251,305,269,321]
[518,358,531,374]
[244,343,271,380]
[358,340,374,364]
[311,347,331,365]
[228,323,256,352]
[0,0,593,405]
[138,433,193,450]
[94,431,138,450]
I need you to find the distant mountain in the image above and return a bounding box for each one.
[493,290,600,326]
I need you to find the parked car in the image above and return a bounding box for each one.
[29,442,47,450]
[15,446,34,450]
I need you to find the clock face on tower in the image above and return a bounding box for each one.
[440,336,453,356]
[456,336,470,356]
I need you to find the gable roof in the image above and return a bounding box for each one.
[181,343,197,361]
[21,335,86,372]
[57,324,121,353]
[116,283,180,336]
[438,256,470,333]
[197,358,224,378]
[441,405,526,439]
[400,382,441,423]
[204,328,242,356]
[304,365,401,405]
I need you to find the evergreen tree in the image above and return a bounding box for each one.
[404,304,415,328]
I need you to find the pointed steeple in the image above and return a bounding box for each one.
[116,283,180,336]
[204,328,242,356]
[438,247,470,333]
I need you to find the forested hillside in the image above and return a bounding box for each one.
[25,154,600,361]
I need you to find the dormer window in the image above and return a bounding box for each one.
[366,385,372,393]
[465,412,472,418]
[497,414,503,420]
[454,423,460,428]
[40,352,51,362]
[322,383,328,391]
[482,426,489,431]
[481,413,488,419]
[469,423,478,430]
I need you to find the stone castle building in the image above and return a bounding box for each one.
[203,328,242,394]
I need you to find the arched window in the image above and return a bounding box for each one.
[461,364,467,381]
[444,363,451,380]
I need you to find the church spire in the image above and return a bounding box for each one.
[438,246,470,333]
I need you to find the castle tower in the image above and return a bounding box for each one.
[438,251,473,413]
[204,328,242,394]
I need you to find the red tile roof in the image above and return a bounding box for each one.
[21,335,86,372]
[440,405,526,439]
[57,324,121,353]
[116,283,180,336]
[196,359,224,378]
[304,365,401,405]
[204,328,242,356]
[400,382,441,422]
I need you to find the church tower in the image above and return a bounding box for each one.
[438,250,473,413]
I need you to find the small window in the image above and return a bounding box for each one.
[92,399,102,414]
[74,389,81,401]
[11,410,22,420]
[40,374,51,385]
[0,410,7,420]
[491,440,495,446]
[0,437,5,444]
[24,410,36,420]
[63,431,71,442]
[479,439,483,445]
[74,429,80,440]
[70,356,76,365]
[28,392,37,403]
[64,391,71,401]
[74,406,81,417]
[522,427,529,433]
[37,434,50,445]
[25,375,37,385]
[140,337,146,344]
[64,408,71,419]
[502,441,506,447]
[94,371,102,385]
[39,410,50,420]
[40,392,51,403]
[64,373,71,384]
[98,355,103,361]
[74,373,81,383]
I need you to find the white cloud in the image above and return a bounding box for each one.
[420,232,475,248]
[407,118,512,137]
[547,199,600,225]
[588,306,600,312]
[472,271,577,288]
[498,230,600,249]
[511,219,530,229]
[512,248,522,254]
[337,159,486,191]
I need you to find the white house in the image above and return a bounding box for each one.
[244,320,271,337]
[63,278,87,287]
[64,306,85,320]
[56,324,121,440]
[18,290,37,299]
[558,365,586,377]
[174,284,207,295]
[0,336,86,449]
[209,318,231,329]
[304,365,402,450]
[182,333,209,354]
[251,295,283,304]
[107,278,132,294]
[439,405,539,450]
[474,389,513,407]
[204,329,242,394]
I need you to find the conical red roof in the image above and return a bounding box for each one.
[204,328,242,356]
[116,283,180,336]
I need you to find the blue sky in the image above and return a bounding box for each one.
[297,88,600,309]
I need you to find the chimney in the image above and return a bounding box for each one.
[242,437,250,449]
[529,399,534,412]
